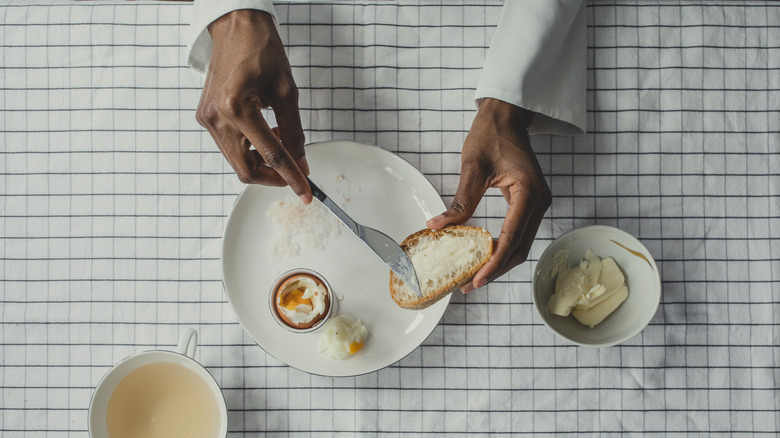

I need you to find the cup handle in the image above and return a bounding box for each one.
[176,328,198,359]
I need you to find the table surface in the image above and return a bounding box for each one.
[2,0,779,436]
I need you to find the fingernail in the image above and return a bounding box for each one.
[299,193,312,205]
[461,284,474,294]
[427,214,444,228]
[474,278,486,289]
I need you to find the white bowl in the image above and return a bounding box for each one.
[532,225,661,347]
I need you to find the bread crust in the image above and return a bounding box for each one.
[389,225,493,310]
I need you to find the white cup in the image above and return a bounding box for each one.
[88,329,228,438]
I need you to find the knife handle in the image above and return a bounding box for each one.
[306,177,327,203]
[306,177,360,236]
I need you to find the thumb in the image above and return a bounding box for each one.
[427,162,488,230]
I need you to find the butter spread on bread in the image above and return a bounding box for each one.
[389,225,492,310]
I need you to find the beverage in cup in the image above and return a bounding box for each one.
[88,329,228,438]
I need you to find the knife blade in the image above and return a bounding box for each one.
[307,177,422,298]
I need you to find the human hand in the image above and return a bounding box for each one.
[196,9,311,203]
[426,98,551,293]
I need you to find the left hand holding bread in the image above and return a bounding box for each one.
[427,98,552,293]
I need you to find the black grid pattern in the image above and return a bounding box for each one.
[1,0,779,436]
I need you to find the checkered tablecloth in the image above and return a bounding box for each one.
[1,1,778,436]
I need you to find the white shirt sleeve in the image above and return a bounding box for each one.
[187,0,277,73]
[475,0,587,136]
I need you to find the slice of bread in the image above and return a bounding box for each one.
[389,225,493,310]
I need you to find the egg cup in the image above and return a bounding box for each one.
[269,269,337,333]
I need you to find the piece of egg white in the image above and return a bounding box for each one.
[317,314,368,360]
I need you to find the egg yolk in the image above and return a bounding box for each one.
[279,288,313,310]
[349,342,363,354]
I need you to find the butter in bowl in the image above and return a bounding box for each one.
[532,225,661,347]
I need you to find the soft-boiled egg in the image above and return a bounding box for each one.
[274,273,330,330]
[317,314,368,360]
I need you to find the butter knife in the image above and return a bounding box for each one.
[307,177,422,298]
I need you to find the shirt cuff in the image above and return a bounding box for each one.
[187,0,277,73]
[475,0,587,136]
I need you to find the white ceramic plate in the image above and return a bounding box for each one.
[532,225,661,347]
[222,141,448,376]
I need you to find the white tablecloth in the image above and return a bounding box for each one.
[1,1,778,436]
